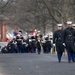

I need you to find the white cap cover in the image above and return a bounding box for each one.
[57,24,63,27]
[44,35,48,38]
[13,36,16,39]
[29,39,32,42]
[72,24,75,26]
[38,31,40,32]
[66,21,72,24]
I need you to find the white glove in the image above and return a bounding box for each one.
[26,44,28,47]
[13,41,17,44]
[53,44,55,46]
[22,42,26,44]
[63,43,65,46]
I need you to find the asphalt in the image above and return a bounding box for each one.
[0,53,75,75]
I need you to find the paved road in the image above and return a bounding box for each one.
[0,53,75,75]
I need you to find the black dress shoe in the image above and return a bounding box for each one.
[68,61,71,63]
[72,60,75,62]
[58,60,61,63]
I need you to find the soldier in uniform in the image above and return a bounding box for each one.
[41,40,46,53]
[31,39,36,53]
[10,38,17,53]
[45,37,52,53]
[53,24,64,62]
[72,24,75,61]
[16,30,24,53]
[63,21,75,63]
[36,40,41,54]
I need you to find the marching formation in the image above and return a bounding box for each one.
[1,30,52,55]
[1,21,75,63]
[53,21,75,63]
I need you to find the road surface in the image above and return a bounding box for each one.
[0,53,75,75]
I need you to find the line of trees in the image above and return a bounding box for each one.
[0,0,75,34]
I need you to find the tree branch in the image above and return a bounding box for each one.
[42,0,60,23]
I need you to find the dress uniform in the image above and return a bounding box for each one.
[53,24,64,62]
[45,37,52,53]
[31,39,36,53]
[72,24,75,61]
[10,38,17,53]
[16,34,24,53]
[42,40,46,53]
[36,40,41,54]
[63,21,75,63]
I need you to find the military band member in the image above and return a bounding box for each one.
[45,37,52,53]
[63,21,75,63]
[16,30,24,53]
[36,40,41,54]
[53,24,64,62]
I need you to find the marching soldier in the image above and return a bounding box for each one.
[72,24,75,61]
[63,21,75,63]
[16,30,24,53]
[53,24,64,62]
[45,37,52,53]
[36,40,41,54]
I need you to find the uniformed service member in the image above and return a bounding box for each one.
[72,24,75,61]
[36,40,41,54]
[45,37,52,53]
[16,30,24,53]
[53,24,64,62]
[63,21,75,63]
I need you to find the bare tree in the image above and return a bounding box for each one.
[0,0,75,33]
